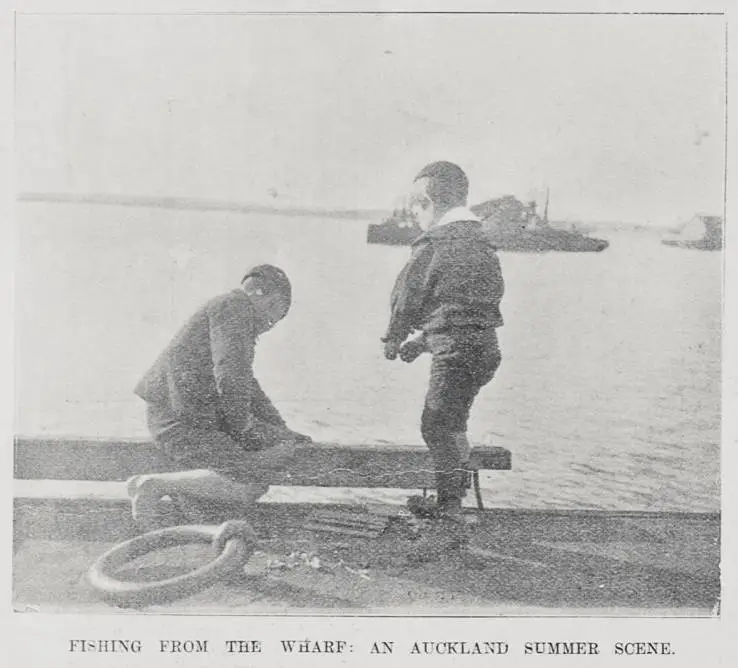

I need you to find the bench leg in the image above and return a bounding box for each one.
[473,470,484,511]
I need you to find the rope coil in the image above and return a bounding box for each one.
[86,521,257,608]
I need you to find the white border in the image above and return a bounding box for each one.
[3,1,735,666]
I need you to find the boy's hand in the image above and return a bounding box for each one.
[383,340,402,360]
[399,336,427,363]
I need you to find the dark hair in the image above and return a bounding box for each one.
[242,264,292,309]
[414,161,469,209]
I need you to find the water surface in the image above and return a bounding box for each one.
[15,203,721,511]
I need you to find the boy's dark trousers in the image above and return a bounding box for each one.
[420,328,501,507]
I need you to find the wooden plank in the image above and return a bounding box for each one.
[307,510,389,527]
[14,498,136,544]
[15,479,128,501]
[14,482,131,543]
[14,482,399,543]
[14,437,511,487]
[302,523,384,538]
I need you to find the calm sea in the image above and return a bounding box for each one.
[15,203,722,512]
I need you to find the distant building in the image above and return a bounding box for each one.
[471,195,546,232]
[662,215,723,251]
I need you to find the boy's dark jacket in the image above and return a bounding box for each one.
[135,289,286,441]
[383,219,504,343]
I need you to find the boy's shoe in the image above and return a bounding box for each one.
[407,494,442,519]
[126,474,144,498]
[407,490,472,518]
[129,478,186,531]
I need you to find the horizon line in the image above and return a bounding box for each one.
[17,191,683,229]
[17,192,387,222]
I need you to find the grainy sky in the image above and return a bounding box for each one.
[16,13,725,225]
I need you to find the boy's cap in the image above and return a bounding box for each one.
[242,264,292,306]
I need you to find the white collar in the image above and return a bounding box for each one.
[434,206,481,228]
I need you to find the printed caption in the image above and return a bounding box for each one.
[68,638,676,657]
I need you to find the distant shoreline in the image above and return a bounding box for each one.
[17,192,387,222]
[17,192,676,232]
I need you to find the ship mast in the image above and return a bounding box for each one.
[543,187,550,224]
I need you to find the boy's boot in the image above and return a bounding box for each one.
[437,470,470,516]
[127,475,186,531]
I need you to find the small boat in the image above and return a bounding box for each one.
[482,221,609,253]
[473,194,609,253]
[366,194,609,252]
[662,215,723,251]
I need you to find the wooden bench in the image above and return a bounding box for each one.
[14,437,511,541]
[14,437,511,487]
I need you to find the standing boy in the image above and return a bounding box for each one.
[382,162,505,521]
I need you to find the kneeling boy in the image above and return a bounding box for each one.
[130,264,311,528]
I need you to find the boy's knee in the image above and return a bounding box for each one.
[421,408,456,447]
[420,402,468,443]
